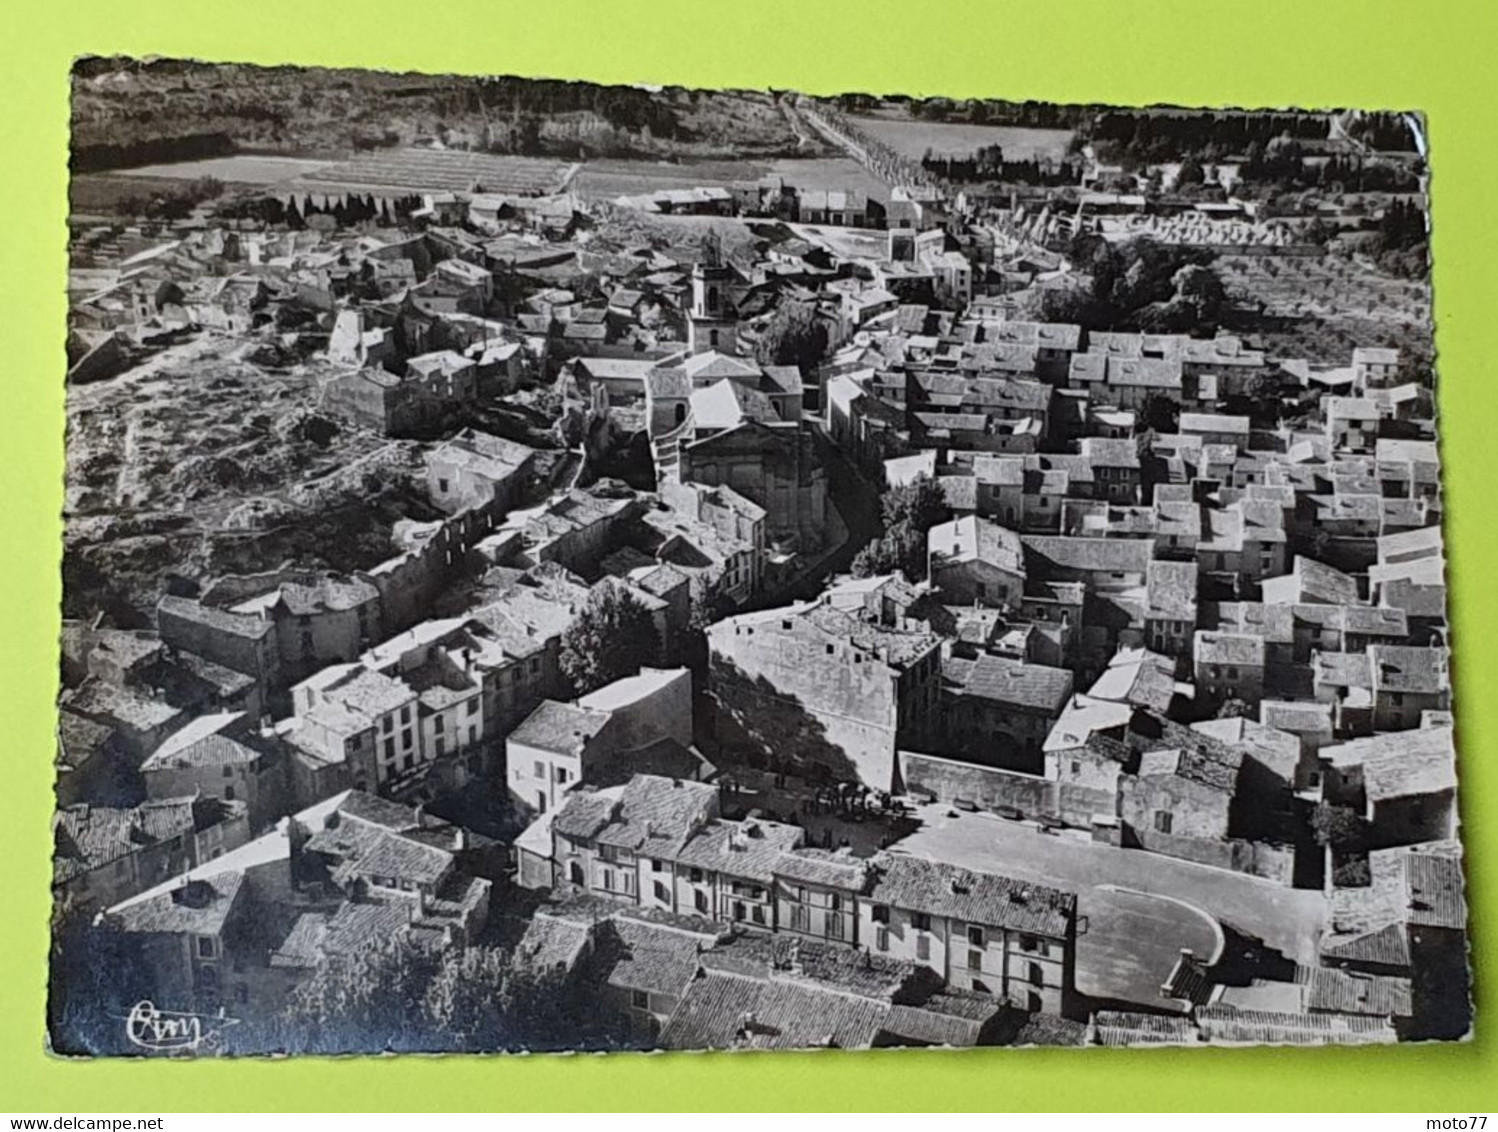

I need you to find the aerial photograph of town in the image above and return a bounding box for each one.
[50,57,1468,1057]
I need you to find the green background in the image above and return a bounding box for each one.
[3,0,1494,1111]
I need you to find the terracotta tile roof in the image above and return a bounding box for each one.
[697,932,917,1001]
[1305,968,1412,1017]
[673,818,805,885]
[106,870,246,937]
[951,654,1073,714]
[513,909,593,977]
[1323,726,1456,802]
[601,914,719,998]
[53,798,197,884]
[1194,1005,1396,1045]
[867,853,1074,937]
[1011,1011,1089,1047]
[658,971,892,1051]
[509,701,611,756]
[1091,1010,1199,1046]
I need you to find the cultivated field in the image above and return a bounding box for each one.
[70,174,193,216]
[292,149,577,196]
[851,116,1075,162]
[109,154,336,184]
[572,155,883,201]
[1218,253,1432,365]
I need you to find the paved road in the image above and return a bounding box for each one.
[891,803,1329,967]
[1080,886,1221,1007]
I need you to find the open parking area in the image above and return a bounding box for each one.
[889,804,1328,972]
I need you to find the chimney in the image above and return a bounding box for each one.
[413,802,426,825]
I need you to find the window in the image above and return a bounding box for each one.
[751,905,766,925]
[466,699,479,716]
[569,862,584,885]
[790,905,809,932]
[434,716,444,733]
[654,881,669,903]
[438,478,450,494]
[690,868,704,884]
[224,785,236,802]
[383,739,395,760]
[968,949,983,971]
[912,913,932,932]
[829,915,845,941]
[402,731,413,750]
[967,925,985,947]
[828,894,841,912]
[694,890,709,915]
[534,760,546,779]
[1029,963,1045,986]
[631,990,650,1010]
[382,716,393,733]
[556,767,569,784]
[197,937,216,959]
[602,868,615,892]
[1019,934,1040,953]
[916,935,930,962]
[1070,760,1081,776]
[1154,810,1174,835]
[400,707,411,725]
[733,901,746,921]
[871,904,890,924]
[875,927,890,952]
[652,858,664,873]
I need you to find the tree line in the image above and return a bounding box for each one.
[921,146,1081,187]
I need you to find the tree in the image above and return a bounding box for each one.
[1139,392,1180,434]
[1332,858,1372,887]
[851,477,951,581]
[882,476,950,534]
[282,934,444,1053]
[559,580,663,696]
[850,522,922,580]
[1311,803,1367,851]
[753,301,828,372]
[1215,697,1253,720]
[1171,263,1226,323]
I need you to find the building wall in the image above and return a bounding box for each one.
[859,904,1070,1013]
[930,559,1023,608]
[157,603,280,691]
[507,739,581,816]
[900,751,1058,818]
[775,880,859,945]
[1370,790,1457,849]
[1120,774,1232,841]
[594,670,694,753]
[708,619,907,789]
